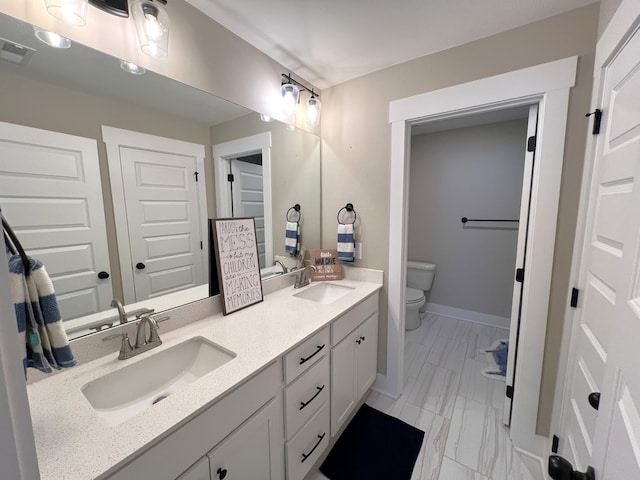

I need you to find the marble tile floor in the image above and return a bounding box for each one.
[308,313,535,480]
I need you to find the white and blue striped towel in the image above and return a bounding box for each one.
[285,221,300,256]
[9,254,76,374]
[337,223,355,263]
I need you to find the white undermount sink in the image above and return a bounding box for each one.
[82,337,236,426]
[294,283,354,304]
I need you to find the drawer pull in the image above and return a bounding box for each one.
[301,433,326,463]
[300,385,325,411]
[300,344,325,365]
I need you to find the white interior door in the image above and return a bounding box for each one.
[230,159,266,268]
[557,14,640,478]
[102,126,207,304]
[0,122,111,320]
[503,103,538,426]
[120,148,205,301]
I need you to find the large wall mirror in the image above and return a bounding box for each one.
[0,12,320,339]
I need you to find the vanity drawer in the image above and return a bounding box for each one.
[331,293,378,344]
[284,355,330,439]
[284,326,330,384]
[286,401,330,480]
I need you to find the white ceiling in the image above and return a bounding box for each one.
[187,0,599,90]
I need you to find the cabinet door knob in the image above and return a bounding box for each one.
[217,467,228,479]
[588,392,600,410]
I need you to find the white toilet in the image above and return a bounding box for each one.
[405,261,436,330]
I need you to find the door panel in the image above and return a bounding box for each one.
[0,122,111,320]
[559,16,640,477]
[119,147,204,301]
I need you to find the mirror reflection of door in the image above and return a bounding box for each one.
[0,122,112,320]
[227,154,266,268]
[103,126,208,305]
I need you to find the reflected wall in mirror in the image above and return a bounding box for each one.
[0,12,321,339]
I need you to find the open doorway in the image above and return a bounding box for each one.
[380,57,578,463]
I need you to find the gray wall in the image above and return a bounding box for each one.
[408,119,528,319]
[320,4,599,435]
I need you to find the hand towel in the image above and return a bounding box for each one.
[285,221,300,256]
[337,223,355,263]
[9,254,76,374]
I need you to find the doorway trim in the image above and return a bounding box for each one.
[381,56,577,457]
[212,132,273,267]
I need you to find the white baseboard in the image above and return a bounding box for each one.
[425,303,510,329]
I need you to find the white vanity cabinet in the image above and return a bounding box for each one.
[107,361,284,480]
[330,293,379,436]
[283,327,331,480]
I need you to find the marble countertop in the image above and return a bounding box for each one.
[27,277,382,480]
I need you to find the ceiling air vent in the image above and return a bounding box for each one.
[0,37,35,66]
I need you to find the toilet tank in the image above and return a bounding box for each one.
[406,261,436,291]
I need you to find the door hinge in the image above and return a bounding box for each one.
[515,268,525,283]
[506,385,514,399]
[227,173,234,182]
[194,171,199,182]
[570,288,579,308]
[527,135,537,152]
[586,109,602,135]
[552,435,559,453]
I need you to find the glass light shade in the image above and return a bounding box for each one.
[33,26,72,48]
[259,113,275,122]
[44,0,88,26]
[306,96,321,126]
[120,60,146,75]
[131,0,170,58]
[281,83,299,116]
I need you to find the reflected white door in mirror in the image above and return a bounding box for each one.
[103,126,208,304]
[0,121,113,320]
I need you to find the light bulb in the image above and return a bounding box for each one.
[132,0,170,58]
[307,96,321,126]
[281,83,299,116]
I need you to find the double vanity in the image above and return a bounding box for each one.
[27,270,382,480]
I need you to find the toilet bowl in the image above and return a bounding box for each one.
[405,261,436,331]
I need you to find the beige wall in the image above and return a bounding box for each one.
[0,0,319,134]
[321,4,599,435]
[210,115,322,257]
[599,0,623,36]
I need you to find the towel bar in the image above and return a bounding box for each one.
[287,204,301,222]
[461,217,519,223]
[337,203,357,224]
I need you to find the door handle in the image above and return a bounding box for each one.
[97,271,110,279]
[548,455,595,480]
[136,262,146,270]
[588,392,600,411]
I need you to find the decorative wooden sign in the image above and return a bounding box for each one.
[309,249,343,281]
[211,218,263,315]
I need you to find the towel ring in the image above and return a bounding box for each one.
[337,203,357,224]
[286,204,301,222]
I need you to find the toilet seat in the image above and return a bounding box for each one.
[405,287,425,304]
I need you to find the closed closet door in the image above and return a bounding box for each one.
[0,122,112,320]
[102,126,207,304]
[230,158,266,268]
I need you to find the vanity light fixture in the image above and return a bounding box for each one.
[33,26,72,48]
[44,0,88,26]
[306,93,321,126]
[120,59,146,75]
[281,73,321,124]
[131,0,170,59]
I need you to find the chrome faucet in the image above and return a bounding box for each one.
[273,259,288,273]
[294,265,316,289]
[103,314,170,360]
[111,298,128,324]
